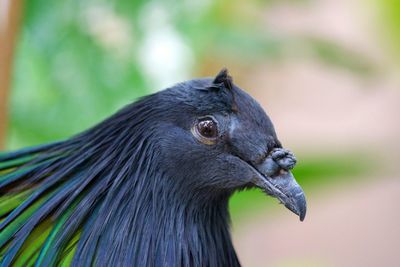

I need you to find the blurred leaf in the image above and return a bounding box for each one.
[292,152,373,187]
[376,0,400,62]
[8,0,150,149]
[299,37,377,76]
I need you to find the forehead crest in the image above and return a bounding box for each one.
[210,68,237,112]
[212,68,233,91]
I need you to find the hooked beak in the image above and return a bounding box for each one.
[251,149,307,221]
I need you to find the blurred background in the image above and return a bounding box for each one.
[1,0,399,266]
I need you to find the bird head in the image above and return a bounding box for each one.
[150,69,307,221]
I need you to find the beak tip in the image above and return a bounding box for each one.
[284,197,307,222]
[297,195,307,222]
[285,192,307,222]
[299,210,306,222]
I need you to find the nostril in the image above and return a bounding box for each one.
[256,148,297,177]
[276,157,296,171]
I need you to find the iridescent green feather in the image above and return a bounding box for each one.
[0,191,33,217]
[35,200,79,266]
[13,219,53,266]
[0,193,49,249]
[0,151,81,266]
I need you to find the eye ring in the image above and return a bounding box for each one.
[192,116,219,145]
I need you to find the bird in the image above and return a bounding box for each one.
[0,69,306,267]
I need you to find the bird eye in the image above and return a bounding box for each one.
[193,117,218,144]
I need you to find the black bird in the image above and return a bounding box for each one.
[0,69,306,266]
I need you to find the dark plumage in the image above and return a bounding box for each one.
[0,69,306,266]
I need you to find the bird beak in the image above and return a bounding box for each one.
[251,150,307,221]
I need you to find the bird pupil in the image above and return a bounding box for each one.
[198,120,216,138]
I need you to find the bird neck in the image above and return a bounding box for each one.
[134,174,241,267]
